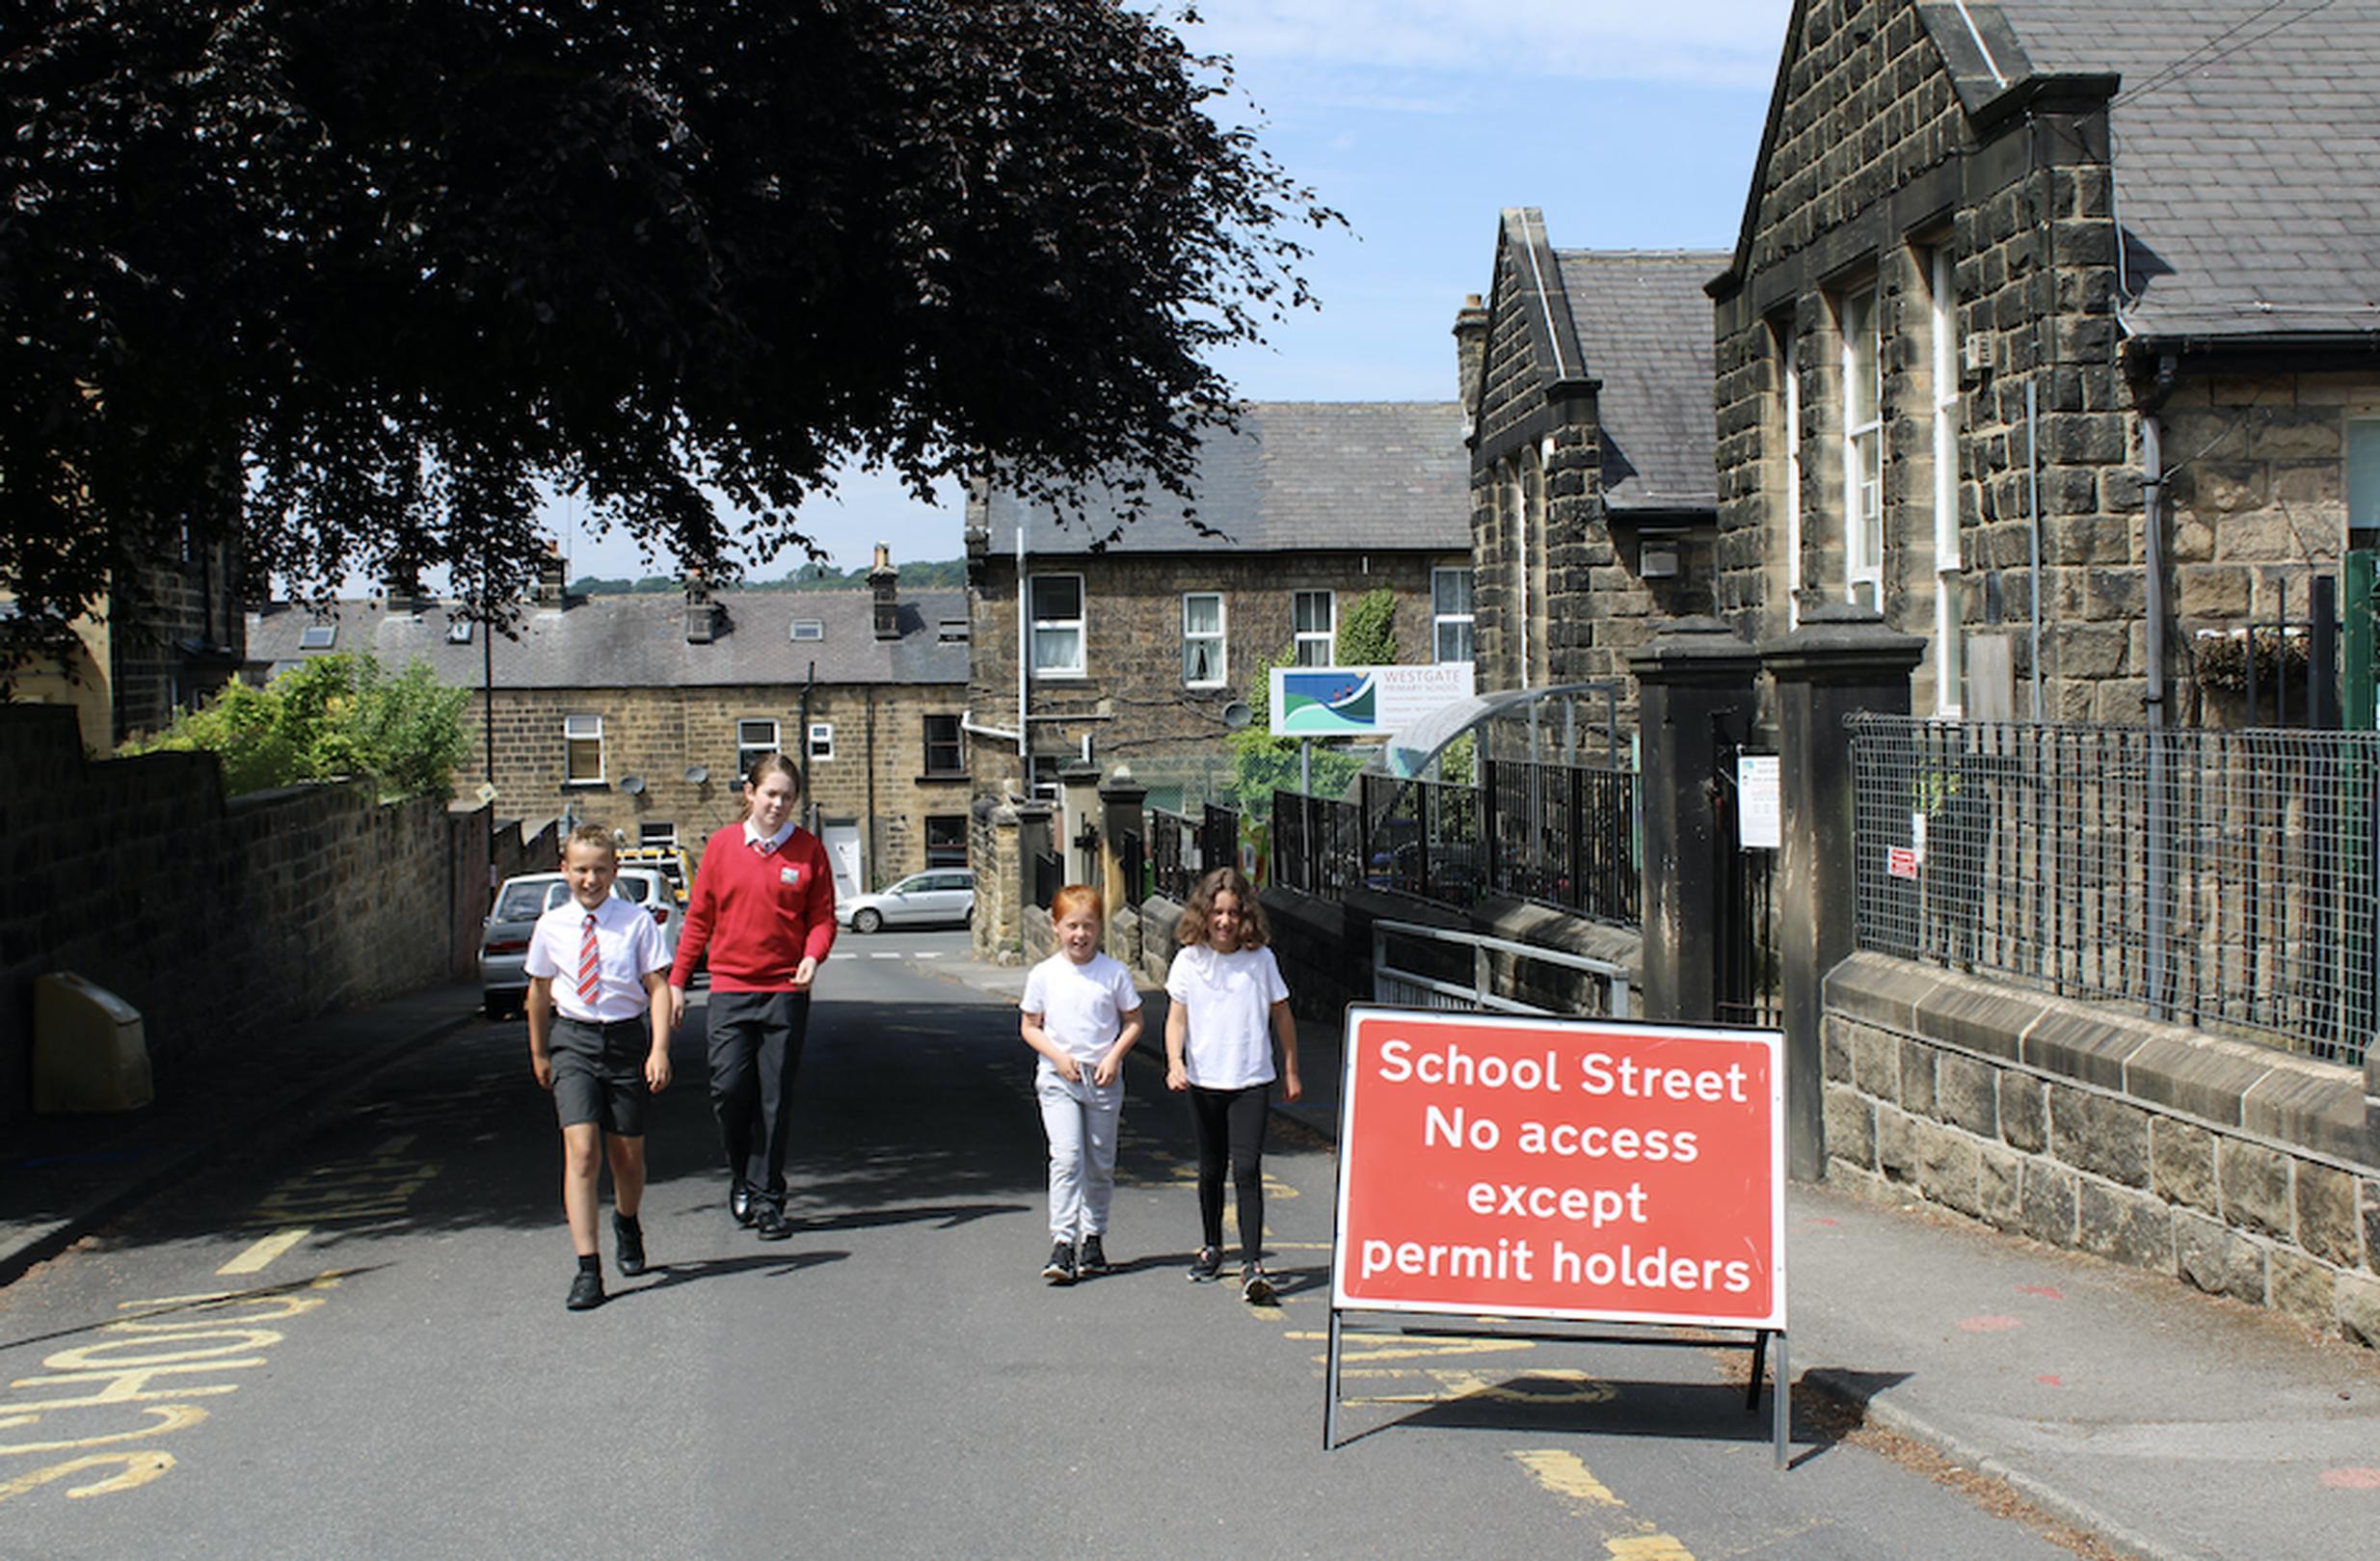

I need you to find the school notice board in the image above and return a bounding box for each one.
[1331,1007,1786,1331]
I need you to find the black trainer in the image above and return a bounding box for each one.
[754,1204,793,1241]
[614,1214,646,1278]
[1188,1245,1223,1282]
[729,1181,756,1228]
[1078,1234,1110,1275]
[1241,1264,1276,1305]
[1042,1241,1078,1284]
[566,1269,605,1311]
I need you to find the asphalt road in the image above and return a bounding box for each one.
[0,930,2089,1559]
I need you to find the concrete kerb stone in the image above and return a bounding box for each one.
[1822,951,1930,1036]
[1795,1372,2193,1561]
[0,989,479,1290]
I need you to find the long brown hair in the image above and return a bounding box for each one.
[1174,867,1268,952]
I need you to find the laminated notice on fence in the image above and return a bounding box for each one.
[1332,1008,1784,1330]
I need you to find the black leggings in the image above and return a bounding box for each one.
[1187,1084,1270,1266]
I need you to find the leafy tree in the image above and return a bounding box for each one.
[124,654,472,801]
[2,1,1337,632]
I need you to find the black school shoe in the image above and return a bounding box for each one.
[1042,1241,1078,1285]
[566,1269,605,1311]
[1187,1245,1223,1282]
[1078,1234,1110,1275]
[729,1181,756,1228]
[614,1214,646,1278]
[1241,1264,1276,1305]
[754,1204,793,1241]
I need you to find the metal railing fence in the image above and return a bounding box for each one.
[1362,770,1484,906]
[1852,715,2379,1065]
[1482,756,1641,926]
[1270,789,1361,898]
[1030,847,1061,912]
[1147,803,1242,902]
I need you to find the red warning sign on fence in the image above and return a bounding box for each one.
[1331,1008,1785,1329]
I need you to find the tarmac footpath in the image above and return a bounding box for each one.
[11,963,2380,1561]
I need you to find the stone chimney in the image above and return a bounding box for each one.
[684,566,718,644]
[381,553,427,615]
[869,542,899,640]
[532,542,568,608]
[1453,293,1490,418]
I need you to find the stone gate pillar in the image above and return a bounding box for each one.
[1630,617,1760,1024]
[1763,604,1924,1181]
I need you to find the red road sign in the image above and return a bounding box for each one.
[1332,1008,1785,1330]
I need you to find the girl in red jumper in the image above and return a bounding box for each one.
[669,752,837,1240]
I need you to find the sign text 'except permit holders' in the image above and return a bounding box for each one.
[1325,1006,1790,1463]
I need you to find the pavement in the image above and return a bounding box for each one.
[8,958,2379,1561]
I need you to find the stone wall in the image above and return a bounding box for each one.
[0,705,475,1127]
[467,679,969,886]
[1711,0,2380,728]
[1466,232,1671,710]
[1824,949,2380,1348]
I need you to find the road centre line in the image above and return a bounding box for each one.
[217,1228,311,1277]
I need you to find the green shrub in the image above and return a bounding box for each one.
[124,654,471,801]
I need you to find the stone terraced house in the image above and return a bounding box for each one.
[964,401,1476,811]
[1457,212,1729,710]
[1710,0,2380,725]
[247,551,971,897]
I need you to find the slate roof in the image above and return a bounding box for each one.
[976,402,1469,556]
[245,587,970,689]
[1987,0,2380,341]
[1552,250,1726,513]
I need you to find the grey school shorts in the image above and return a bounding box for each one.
[551,1015,653,1136]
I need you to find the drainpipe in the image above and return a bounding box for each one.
[2139,353,2178,1017]
[2026,377,2044,720]
[799,659,816,830]
[1015,525,1029,765]
[865,685,879,890]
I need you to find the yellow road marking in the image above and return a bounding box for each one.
[1512,1447,1624,1507]
[1607,1537,1697,1560]
[216,1228,310,1277]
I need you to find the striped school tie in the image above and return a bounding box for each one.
[576,913,601,1006]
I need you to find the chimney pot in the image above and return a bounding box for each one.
[869,544,899,640]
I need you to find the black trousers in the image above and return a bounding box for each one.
[1187,1084,1270,1266]
[706,989,812,1206]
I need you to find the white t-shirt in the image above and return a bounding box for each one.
[1164,944,1290,1090]
[524,893,669,1023]
[1021,951,1142,1063]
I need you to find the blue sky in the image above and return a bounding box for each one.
[556,0,1792,582]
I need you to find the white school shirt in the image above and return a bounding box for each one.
[1021,951,1142,1064]
[744,816,796,853]
[1164,944,1290,1090]
[524,893,669,1023]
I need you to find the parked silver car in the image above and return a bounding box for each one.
[837,869,976,933]
[479,868,681,1018]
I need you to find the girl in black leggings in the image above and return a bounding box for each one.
[1163,868,1301,1303]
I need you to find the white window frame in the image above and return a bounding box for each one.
[1431,567,1475,663]
[735,717,780,781]
[639,821,678,848]
[564,713,604,785]
[808,721,835,763]
[1182,592,1226,686]
[1840,283,1884,612]
[1292,589,1335,667]
[1930,247,1964,716]
[1028,574,1085,678]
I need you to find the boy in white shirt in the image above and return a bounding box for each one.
[1020,885,1143,1284]
[525,824,674,1310]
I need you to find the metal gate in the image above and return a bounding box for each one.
[1714,741,1781,1028]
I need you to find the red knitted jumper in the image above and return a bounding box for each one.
[670,824,838,990]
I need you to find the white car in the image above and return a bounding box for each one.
[479,867,681,1017]
[838,869,976,933]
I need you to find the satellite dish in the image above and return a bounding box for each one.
[683,765,710,786]
[619,774,646,795]
[1221,701,1254,731]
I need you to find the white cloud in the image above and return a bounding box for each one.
[1182,0,1792,90]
